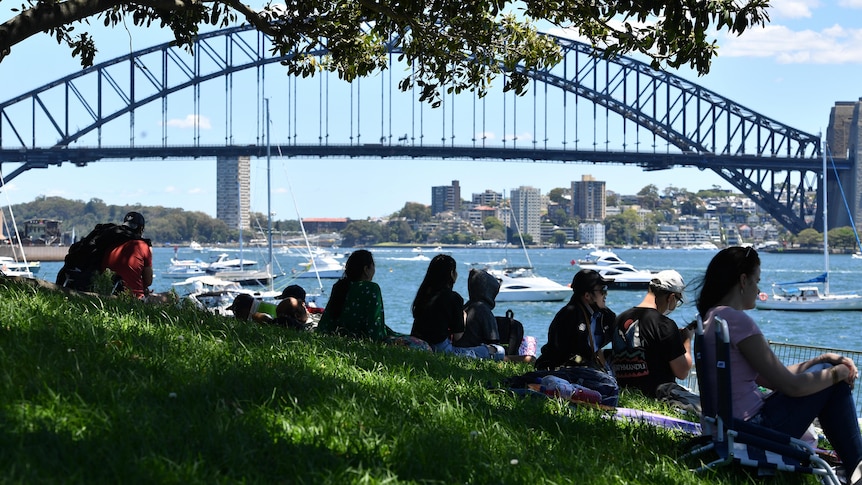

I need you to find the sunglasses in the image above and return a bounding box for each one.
[592,285,608,296]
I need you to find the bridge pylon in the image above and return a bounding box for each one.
[826,100,862,233]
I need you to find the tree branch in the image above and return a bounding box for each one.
[0,0,194,60]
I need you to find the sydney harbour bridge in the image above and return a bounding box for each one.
[1,24,861,234]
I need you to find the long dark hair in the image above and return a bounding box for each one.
[411,254,457,316]
[696,246,760,318]
[326,249,374,319]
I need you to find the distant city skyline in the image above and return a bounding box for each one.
[3,1,862,220]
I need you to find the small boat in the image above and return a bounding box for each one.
[574,250,656,290]
[0,256,40,274]
[163,264,208,279]
[572,249,627,267]
[591,264,656,290]
[206,253,258,272]
[756,275,862,311]
[489,266,571,302]
[208,268,274,286]
[172,276,244,314]
[485,205,571,302]
[163,247,210,279]
[295,256,344,279]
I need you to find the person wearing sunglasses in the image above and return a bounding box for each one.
[533,269,620,406]
[611,270,696,405]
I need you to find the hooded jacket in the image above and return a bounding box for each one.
[456,269,501,348]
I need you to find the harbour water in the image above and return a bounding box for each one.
[31,246,862,353]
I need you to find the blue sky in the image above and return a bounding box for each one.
[2,0,862,220]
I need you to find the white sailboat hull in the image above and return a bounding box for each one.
[756,293,862,311]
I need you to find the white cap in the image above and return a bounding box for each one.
[650,270,685,294]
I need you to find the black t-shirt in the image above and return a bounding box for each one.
[611,307,686,397]
[410,289,465,345]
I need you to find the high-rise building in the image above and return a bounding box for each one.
[578,222,606,247]
[571,174,606,221]
[472,189,502,207]
[216,156,251,230]
[431,180,461,215]
[510,186,542,243]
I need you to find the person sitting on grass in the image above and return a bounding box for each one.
[460,268,533,363]
[317,250,430,351]
[317,249,395,341]
[410,255,503,360]
[611,270,693,398]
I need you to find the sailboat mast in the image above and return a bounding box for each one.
[823,140,830,296]
[506,190,533,269]
[266,98,274,291]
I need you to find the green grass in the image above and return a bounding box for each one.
[0,277,818,484]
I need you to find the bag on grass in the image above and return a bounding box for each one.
[495,309,525,356]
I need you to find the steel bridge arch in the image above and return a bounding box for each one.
[0,25,824,232]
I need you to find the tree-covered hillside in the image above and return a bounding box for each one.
[8,196,299,245]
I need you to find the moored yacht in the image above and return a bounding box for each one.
[574,250,656,290]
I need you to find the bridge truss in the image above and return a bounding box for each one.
[0,25,828,232]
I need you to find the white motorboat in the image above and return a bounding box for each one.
[294,256,344,279]
[0,256,40,274]
[489,266,571,302]
[163,263,208,279]
[479,206,571,302]
[206,253,258,272]
[163,246,211,279]
[172,275,243,315]
[756,143,862,311]
[573,249,627,267]
[592,264,656,290]
[574,250,656,290]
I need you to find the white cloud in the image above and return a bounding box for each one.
[719,24,862,64]
[187,188,205,195]
[164,186,178,194]
[768,0,819,19]
[476,131,496,141]
[839,0,862,8]
[165,114,212,130]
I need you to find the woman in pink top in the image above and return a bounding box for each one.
[697,246,862,483]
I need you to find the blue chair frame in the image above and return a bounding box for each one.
[682,315,840,484]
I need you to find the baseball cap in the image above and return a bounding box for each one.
[650,270,686,294]
[226,293,254,316]
[275,284,306,301]
[571,269,610,293]
[123,211,145,231]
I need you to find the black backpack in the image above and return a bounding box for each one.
[495,309,525,356]
[55,223,145,292]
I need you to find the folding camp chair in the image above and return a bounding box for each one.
[682,315,840,484]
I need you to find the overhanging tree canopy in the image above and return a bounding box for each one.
[0,0,769,105]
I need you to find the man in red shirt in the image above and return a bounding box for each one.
[101,212,153,299]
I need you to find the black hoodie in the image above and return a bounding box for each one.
[457,269,501,347]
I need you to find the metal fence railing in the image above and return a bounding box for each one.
[681,341,862,417]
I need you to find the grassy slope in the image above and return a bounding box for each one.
[0,277,815,484]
